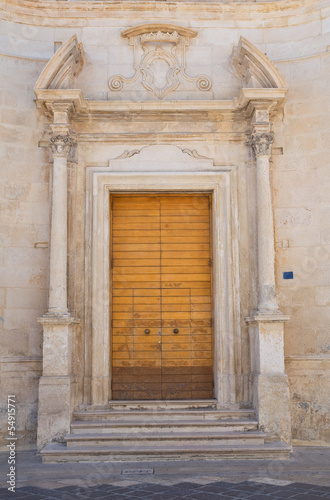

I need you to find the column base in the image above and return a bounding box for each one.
[44,309,70,317]
[37,375,72,451]
[246,314,292,444]
[37,314,79,451]
[252,373,292,444]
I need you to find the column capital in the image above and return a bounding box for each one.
[50,133,74,158]
[251,131,274,158]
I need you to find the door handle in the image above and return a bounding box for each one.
[173,329,179,334]
[144,329,150,334]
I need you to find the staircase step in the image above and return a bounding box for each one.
[40,404,292,463]
[41,441,291,463]
[73,408,256,422]
[107,400,217,410]
[70,419,258,434]
[65,430,266,447]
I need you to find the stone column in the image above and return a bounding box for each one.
[47,133,73,315]
[246,105,292,445]
[37,104,78,450]
[252,129,278,313]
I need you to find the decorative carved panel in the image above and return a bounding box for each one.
[109,24,212,100]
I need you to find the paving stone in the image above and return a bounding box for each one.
[289,483,318,489]
[53,486,82,492]
[218,493,241,500]
[147,496,186,500]
[97,495,127,500]
[222,493,252,499]
[63,493,92,500]
[189,493,223,500]
[145,493,186,500]
[99,485,131,492]
[9,495,39,500]
[0,481,328,500]
[73,488,105,498]
[120,487,157,498]
[172,482,203,490]
[152,488,191,498]
[289,494,329,500]
[136,483,169,493]
[0,490,29,499]
[270,489,305,498]
[250,494,279,499]
[233,486,270,494]
[198,482,238,492]
[306,488,330,496]
[209,482,242,491]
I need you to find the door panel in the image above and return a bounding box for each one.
[111,194,213,400]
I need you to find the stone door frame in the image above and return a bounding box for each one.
[85,154,240,408]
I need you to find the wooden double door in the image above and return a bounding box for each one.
[110,194,213,400]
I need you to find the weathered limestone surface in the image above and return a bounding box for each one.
[0,0,329,449]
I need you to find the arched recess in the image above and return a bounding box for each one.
[34,34,84,91]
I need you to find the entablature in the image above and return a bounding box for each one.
[35,88,288,123]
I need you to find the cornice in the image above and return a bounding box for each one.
[34,88,288,121]
[0,0,325,27]
[75,132,247,144]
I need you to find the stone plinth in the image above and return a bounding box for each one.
[246,314,292,445]
[37,315,78,450]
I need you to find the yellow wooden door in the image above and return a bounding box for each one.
[111,194,213,400]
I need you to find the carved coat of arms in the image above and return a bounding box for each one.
[109,24,212,100]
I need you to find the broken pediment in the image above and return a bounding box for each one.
[34,35,84,91]
[33,33,288,120]
[230,37,287,89]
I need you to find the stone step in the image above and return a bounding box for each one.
[70,419,259,434]
[65,430,266,447]
[73,408,256,422]
[41,441,291,463]
[107,400,218,410]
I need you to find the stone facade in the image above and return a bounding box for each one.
[0,0,329,451]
